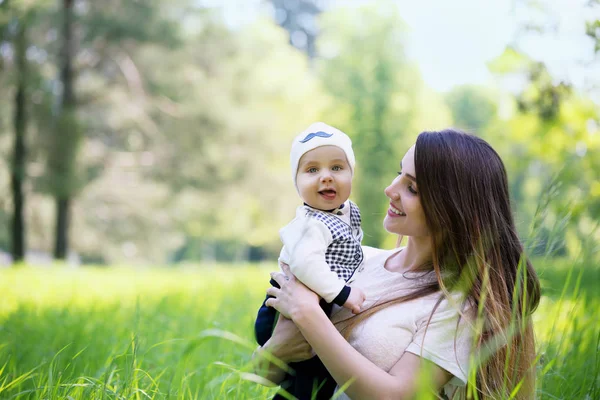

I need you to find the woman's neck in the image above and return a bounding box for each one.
[386,236,433,273]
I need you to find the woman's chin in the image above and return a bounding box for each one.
[383,217,400,234]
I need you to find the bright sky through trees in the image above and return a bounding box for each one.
[212,0,599,96]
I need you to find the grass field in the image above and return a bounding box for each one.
[0,259,598,399]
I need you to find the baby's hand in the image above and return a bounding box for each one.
[343,287,366,314]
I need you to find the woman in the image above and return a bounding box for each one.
[254,129,541,399]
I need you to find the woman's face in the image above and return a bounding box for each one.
[383,145,430,237]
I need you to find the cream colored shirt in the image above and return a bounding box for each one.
[331,246,474,399]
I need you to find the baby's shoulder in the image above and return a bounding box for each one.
[348,199,360,209]
[281,209,331,238]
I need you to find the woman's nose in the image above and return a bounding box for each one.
[385,184,399,200]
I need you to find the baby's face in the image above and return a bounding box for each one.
[296,145,352,211]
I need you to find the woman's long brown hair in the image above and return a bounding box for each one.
[339,129,541,399]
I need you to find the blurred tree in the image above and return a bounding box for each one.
[137,15,326,263]
[586,0,600,53]
[42,0,182,260]
[0,1,325,264]
[11,15,27,263]
[1,1,54,263]
[52,8,328,264]
[269,0,324,59]
[489,48,599,258]
[316,3,436,247]
[445,85,498,133]
[50,0,78,260]
[455,0,600,260]
[1,0,57,263]
[1,1,30,263]
[515,61,572,121]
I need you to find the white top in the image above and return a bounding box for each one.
[279,201,353,303]
[331,246,474,399]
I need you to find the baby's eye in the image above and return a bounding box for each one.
[332,165,343,171]
[308,167,318,173]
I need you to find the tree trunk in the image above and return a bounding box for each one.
[54,197,70,259]
[53,0,76,260]
[11,21,27,263]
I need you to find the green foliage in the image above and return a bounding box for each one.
[585,0,600,53]
[487,46,533,75]
[133,17,326,252]
[534,258,600,399]
[0,265,278,399]
[487,48,600,257]
[1,1,329,262]
[0,0,598,265]
[43,108,84,197]
[0,261,597,399]
[445,85,498,132]
[316,2,428,246]
[81,0,180,47]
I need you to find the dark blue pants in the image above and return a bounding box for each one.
[255,279,336,400]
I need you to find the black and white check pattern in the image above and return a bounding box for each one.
[304,201,364,282]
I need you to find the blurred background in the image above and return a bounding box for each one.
[1,0,599,267]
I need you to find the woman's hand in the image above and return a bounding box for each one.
[265,263,321,320]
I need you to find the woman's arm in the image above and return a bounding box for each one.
[292,300,451,399]
[266,267,452,400]
[252,313,315,385]
[252,342,287,385]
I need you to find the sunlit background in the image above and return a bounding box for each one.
[1,0,599,266]
[1,2,599,399]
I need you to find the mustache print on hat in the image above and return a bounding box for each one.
[299,131,334,143]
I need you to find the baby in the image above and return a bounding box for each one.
[255,122,366,348]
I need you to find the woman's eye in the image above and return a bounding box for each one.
[308,167,318,173]
[397,171,402,176]
[408,185,418,195]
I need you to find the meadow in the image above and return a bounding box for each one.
[0,259,597,399]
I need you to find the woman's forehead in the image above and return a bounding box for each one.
[401,145,416,171]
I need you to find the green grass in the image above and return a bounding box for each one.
[0,264,278,399]
[0,259,597,399]
[533,258,599,399]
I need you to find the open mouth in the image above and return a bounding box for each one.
[389,204,406,216]
[319,189,337,200]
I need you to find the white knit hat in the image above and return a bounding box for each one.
[290,122,355,186]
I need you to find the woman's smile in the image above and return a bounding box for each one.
[388,203,406,217]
